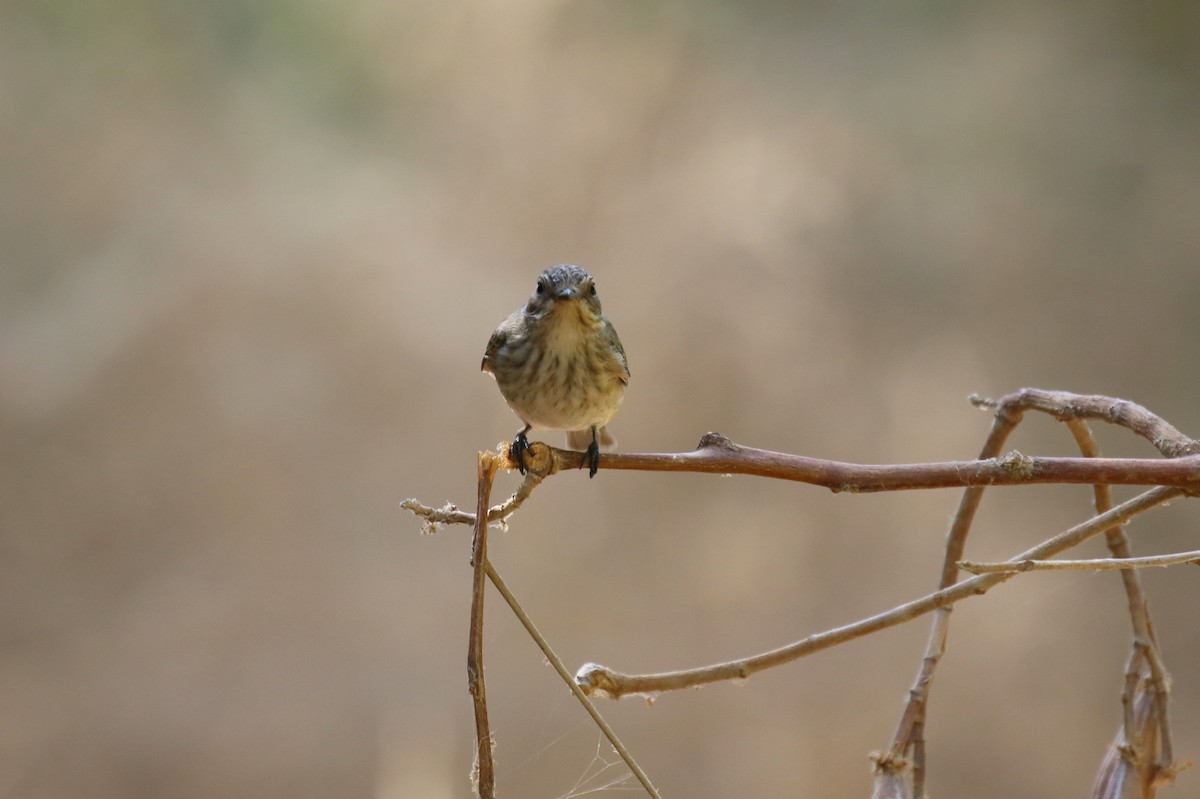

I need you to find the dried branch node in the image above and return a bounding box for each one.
[997,449,1035,479]
[869,750,910,773]
[697,431,738,450]
[575,662,620,700]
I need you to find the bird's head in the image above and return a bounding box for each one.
[525,264,603,324]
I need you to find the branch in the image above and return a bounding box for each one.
[400,440,1200,519]
[884,387,1039,781]
[401,389,1198,797]
[1064,416,1176,782]
[467,452,502,799]
[960,550,1200,573]
[876,390,1196,796]
[971,389,1200,459]
[576,437,1200,491]
[484,562,662,798]
[401,457,551,533]
[575,487,1184,699]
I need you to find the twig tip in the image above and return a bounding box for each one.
[969,393,994,408]
[575,662,619,699]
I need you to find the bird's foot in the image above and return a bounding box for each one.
[583,439,601,478]
[511,431,531,475]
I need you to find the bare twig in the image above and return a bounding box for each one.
[401,390,1199,797]
[401,451,553,533]
[882,390,1031,787]
[484,562,662,799]
[960,550,1200,573]
[467,452,501,799]
[574,487,1183,699]
[876,390,1195,797]
[972,389,1200,459]
[1066,416,1175,782]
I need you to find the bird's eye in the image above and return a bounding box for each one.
[536,282,545,295]
[588,284,597,296]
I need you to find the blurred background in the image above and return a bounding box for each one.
[3,1,1199,796]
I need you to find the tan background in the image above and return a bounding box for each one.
[3,2,1199,797]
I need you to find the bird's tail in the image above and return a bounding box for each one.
[566,426,616,452]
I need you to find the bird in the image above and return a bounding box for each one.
[482,265,629,478]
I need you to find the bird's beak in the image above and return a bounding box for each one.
[555,287,578,301]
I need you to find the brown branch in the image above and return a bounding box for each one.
[575,487,1183,699]
[402,442,1200,515]
[972,389,1200,459]
[1066,416,1175,784]
[399,390,1199,797]
[467,452,501,799]
[878,390,1196,797]
[882,389,1031,787]
[565,438,1200,491]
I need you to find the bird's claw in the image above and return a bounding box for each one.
[583,439,600,478]
[511,431,531,475]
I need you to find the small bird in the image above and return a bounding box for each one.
[482,265,629,478]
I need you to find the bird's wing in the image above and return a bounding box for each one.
[482,309,525,373]
[481,328,506,373]
[602,318,630,384]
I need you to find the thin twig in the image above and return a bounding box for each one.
[878,390,1197,796]
[1071,416,1150,736]
[402,390,1199,797]
[883,392,1028,785]
[484,561,662,799]
[960,550,1200,573]
[1065,416,1176,779]
[575,487,1183,699]
[467,452,501,799]
[972,389,1200,459]
[401,456,551,533]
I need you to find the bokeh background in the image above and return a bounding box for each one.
[3,1,1199,797]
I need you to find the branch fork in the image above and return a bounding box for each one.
[402,389,1197,798]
